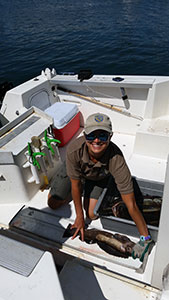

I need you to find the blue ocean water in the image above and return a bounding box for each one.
[1,0,169,86]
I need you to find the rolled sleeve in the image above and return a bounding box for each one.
[66,150,81,180]
[110,155,133,194]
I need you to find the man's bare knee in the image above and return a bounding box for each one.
[86,210,98,220]
[48,194,66,210]
[48,193,72,210]
[85,197,99,220]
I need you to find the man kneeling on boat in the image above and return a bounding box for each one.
[48,113,152,262]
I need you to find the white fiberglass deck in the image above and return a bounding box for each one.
[0,187,156,286]
[0,251,64,300]
[0,127,164,287]
[1,70,169,298]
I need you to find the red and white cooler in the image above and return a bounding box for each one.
[45,102,80,146]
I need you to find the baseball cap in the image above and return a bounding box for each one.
[84,113,112,134]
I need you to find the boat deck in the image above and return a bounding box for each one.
[0,186,156,284]
[0,128,162,288]
[1,73,169,297]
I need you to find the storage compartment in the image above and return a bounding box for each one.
[0,107,59,203]
[45,102,80,147]
[94,178,164,241]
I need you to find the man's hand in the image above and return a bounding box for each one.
[132,237,153,262]
[71,215,85,241]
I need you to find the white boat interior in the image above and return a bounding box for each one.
[0,68,169,299]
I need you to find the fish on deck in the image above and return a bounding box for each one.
[63,224,135,258]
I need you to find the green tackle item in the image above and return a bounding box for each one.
[131,236,153,262]
[28,142,46,170]
[44,129,61,154]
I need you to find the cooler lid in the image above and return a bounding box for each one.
[45,102,79,129]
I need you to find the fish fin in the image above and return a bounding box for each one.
[63,223,76,238]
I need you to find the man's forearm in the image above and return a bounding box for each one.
[121,192,149,236]
[70,178,85,240]
[71,179,84,217]
[129,205,149,236]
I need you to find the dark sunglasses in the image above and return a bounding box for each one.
[85,132,110,142]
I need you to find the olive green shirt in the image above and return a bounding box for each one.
[66,136,133,194]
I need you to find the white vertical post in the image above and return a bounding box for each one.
[151,155,169,289]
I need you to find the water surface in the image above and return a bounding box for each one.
[1,0,169,86]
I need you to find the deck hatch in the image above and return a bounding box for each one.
[9,206,66,243]
[0,234,44,276]
[0,115,39,148]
